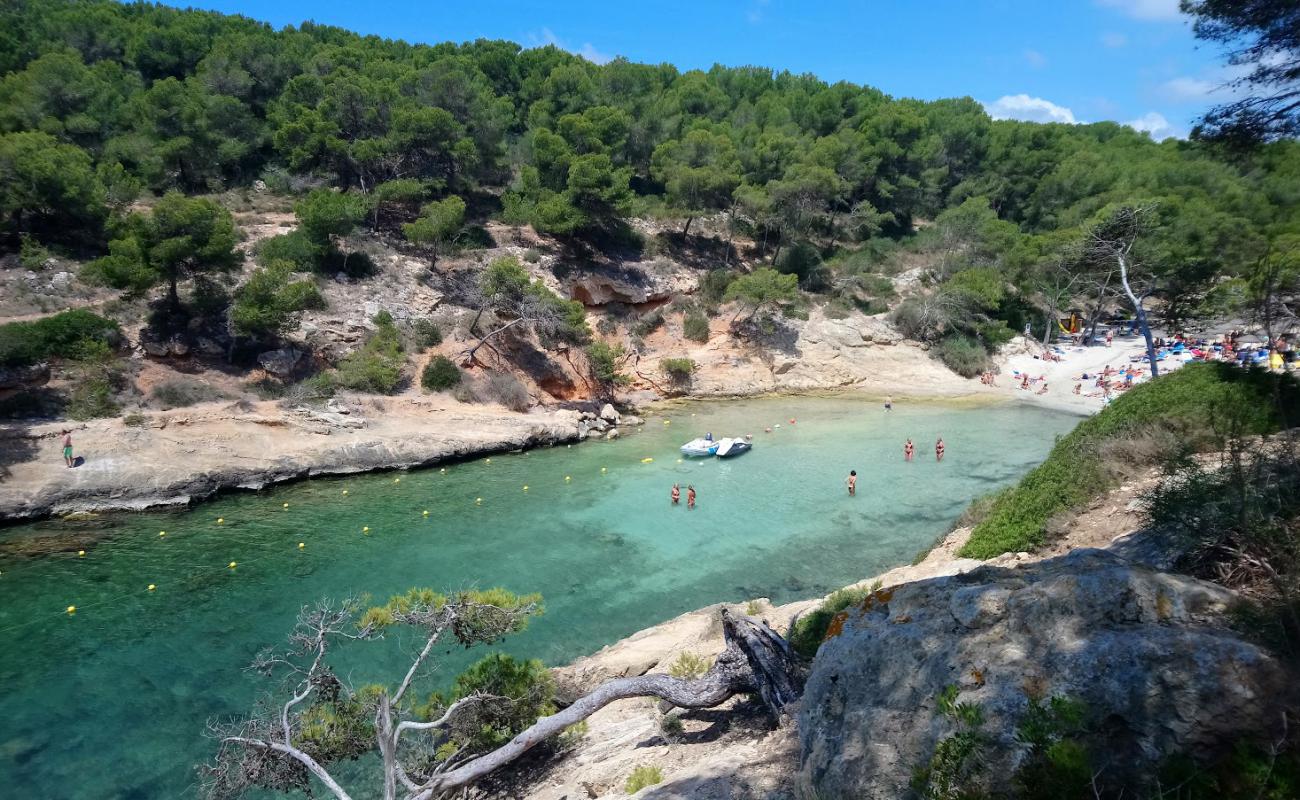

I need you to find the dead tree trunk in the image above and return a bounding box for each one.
[410,610,804,799]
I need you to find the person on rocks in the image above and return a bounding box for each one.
[61,429,74,468]
[846,470,857,496]
[671,483,681,505]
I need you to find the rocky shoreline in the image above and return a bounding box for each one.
[0,397,628,523]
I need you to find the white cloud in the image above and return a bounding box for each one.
[1125,111,1184,139]
[983,94,1078,125]
[1095,0,1183,21]
[1100,31,1128,48]
[1024,49,1047,69]
[527,27,612,64]
[1161,75,1219,99]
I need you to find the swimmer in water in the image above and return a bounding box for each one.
[671,483,680,505]
[936,437,945,462]
[846,470,857,496]
[884,395,892,411]
[687,485,696,509]
[904,438,914,461]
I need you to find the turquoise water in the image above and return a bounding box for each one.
[0,395,1076,799]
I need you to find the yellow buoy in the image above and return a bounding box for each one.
[664,420,671,425]
[159,530,166,537]
[217,517,224,524]
[147,584,156,592]
[66,605,76,615]
[641,457,654,463]
[394,477,401,484]
[523,485,529,491]
[228,561,237,569]
[601,467,607,473]
[342,489,349,495]
[77,550,85,557]
[476,497,483,504]
[486,458,491,464]
[440,468,446,473]
[362,526,370,533]
[677,458,683,464]
[282,503,289,509]
[422,510,429,516]
[565,475,571,482]
[298,542,305,549]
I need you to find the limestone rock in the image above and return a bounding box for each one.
[0,362,50,390]
[599,403,621,423]
[257,348,303,376]
[798,549,1289,798]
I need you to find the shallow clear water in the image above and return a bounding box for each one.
[0,395,1076,799]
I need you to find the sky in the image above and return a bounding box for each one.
[170,0,1244,140]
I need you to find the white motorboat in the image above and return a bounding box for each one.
[680,437,718,457]
[713,437,752,458]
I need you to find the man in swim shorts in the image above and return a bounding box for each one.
[61,429,73,467]
[884,395,892,411]
[846,470,857,496]
[687,485,696,509]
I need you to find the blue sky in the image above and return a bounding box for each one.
[172,0,1242,140]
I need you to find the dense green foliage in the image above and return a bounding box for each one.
[333,311,404,393]
[682,310,711,342]
[448,653,556,749]
[230,260,326,338]
[788,584,876,658]
[420,355,461,391]
[0,309,120,367]
[2,0,1295,310]
[959,364,1300,559]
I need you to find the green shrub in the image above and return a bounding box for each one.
[625,765,664,794]
[254,230,319,270]
[421,356,461,392]
[660,357,696,385]
[660,714,684,739]
[936,335,989,378]
[824,298,854,319]
[67,376,119,420]
[683,311,710,342]
[666,651,712,680]
[0,310,120,368]
[231,260,326,338]
[522,248,542,263]
[959,364,1300,560]
[788,586,875,658]
[334,314,404,394]
[632,310,664,337]
[150,379,223,409]
[586,341,629,387]
[699,270,733,304]
[449,653,556,750]
[122,412,147,427]
[412,319,442,349]
[19,235,52,270]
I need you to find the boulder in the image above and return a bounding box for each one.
[605,428,620,440]
[622,414,644,426]
[599,403,621,423]
[798,549,1289,799]
[257,348,303,376]
[48,271,73,291]
[0,362,50,390]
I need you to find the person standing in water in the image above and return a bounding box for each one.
[904,438,914,461]
[846,470,857,496]
[687,485,696,509]
[936,437,946,462]
[671,483,681,505]
[884,395,892,412]
[61,429,74,467]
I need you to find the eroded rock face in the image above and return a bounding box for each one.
[0,362,50,390]
[798,549,1289,799]
[257,348,303,376]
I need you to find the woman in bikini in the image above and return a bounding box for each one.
[904,438,914,461]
